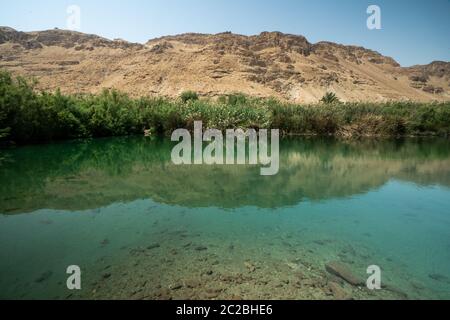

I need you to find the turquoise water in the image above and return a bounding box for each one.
[0,137,449,300]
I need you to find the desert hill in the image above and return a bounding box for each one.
[0,27,449,103]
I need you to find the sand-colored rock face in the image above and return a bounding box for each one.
[1,27,449,103]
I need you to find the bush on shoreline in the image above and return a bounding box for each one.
[1,71,449,145]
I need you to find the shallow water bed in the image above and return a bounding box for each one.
[0,137,449,299]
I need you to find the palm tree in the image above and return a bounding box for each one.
[320,92,340,104]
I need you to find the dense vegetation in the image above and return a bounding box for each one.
[1,70,449,145]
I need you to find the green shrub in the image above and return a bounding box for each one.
[180,91,199,103]
[218,93,248,106]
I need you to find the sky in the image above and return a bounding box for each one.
[0,0,449,66]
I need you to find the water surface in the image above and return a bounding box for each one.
[0,137,449,299]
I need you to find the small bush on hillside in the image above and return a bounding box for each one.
[218,93,248,106]
[180,91,199,103]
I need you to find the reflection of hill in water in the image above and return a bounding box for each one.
[1,137,450,213]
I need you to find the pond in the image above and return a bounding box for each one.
[0,136,449,299]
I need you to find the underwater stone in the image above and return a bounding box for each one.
[428,273,449,282]
[147,243,160,250]
[169,283,183,290]
[325,261,364,286]
[35,271,53,283]
[244,262,256,272]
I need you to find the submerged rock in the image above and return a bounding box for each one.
[325,261,364,286]
[183,242,192,248]
[313,239,333,246]
[35,271,53,283]
[286,261,300,271]
[147,243,160,250]
[129,247,146,255]
[428,273,449,283]
[244,262,256,273]
[169,283,183,290]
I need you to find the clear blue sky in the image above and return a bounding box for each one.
[1,0,449,66]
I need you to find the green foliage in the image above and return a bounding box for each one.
[218,93,248,106]
[0,70,449,145]
[320,92,340,104]
[180,90,199,103]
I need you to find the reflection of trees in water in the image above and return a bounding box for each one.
[1,137,450,213]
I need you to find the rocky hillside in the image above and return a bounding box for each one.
[0,27,449,102]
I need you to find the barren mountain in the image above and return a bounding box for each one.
[1,27,449,102]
